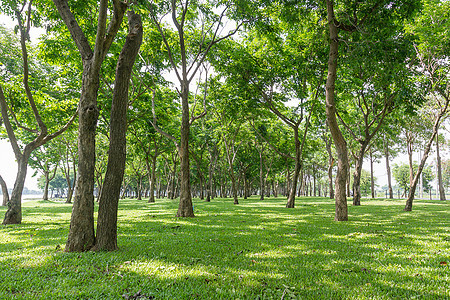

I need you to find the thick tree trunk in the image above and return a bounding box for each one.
[326,0,348,221]
[3,151,30,224]
[65,69,99,251]
[0,175,9,206]
[384,137,394,199]
[436,131,446,201]
[94,12,142,251]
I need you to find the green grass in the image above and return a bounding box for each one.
[0,196,449,299]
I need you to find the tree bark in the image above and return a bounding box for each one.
[1,4,76,224]
[259,147,265,201]
[326,0,348,221]
[43,171,50,201]
[286,129,301,208]
[148,154,157,203]
[405,108,448,211]
[53,0,127,251]
[94,11,142,251]
[384,136,394,198]
[3,149,31,224]
[370,149,375,199]
[352,143,368,205]
[0,175,9,207]
[176,81,195,216]
[436,130,446,201]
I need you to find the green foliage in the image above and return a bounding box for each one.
[0,197,449,299]
[393,162,434,195]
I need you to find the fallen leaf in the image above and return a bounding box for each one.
[440,261,447,266]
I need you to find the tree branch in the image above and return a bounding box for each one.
[52,0,93,60]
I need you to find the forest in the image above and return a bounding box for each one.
[0,0,449,252]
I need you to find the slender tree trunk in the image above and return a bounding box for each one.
[326,0,348,221]
[436,130,446,201]
[370,149,375,199]
[176,82,194,217]
[384,136,393,199]
[206,160,212,202]
[347,166,351,197]
[148,154,157,203]
[286,130,301,208]
[259,150,265,200]
[407,134,414,187]
[229,169,239,204]
[405,110,447,211]
[352,143,368,205]
[66,186,74,204]
[0,175,9,207]
[328,157,334,199]
[43,171,50,201]
[94,11,142,251]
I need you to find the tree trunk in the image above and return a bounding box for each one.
[0,174,9,207]
[206,161,212,202]
[370,149,375,199]
[352,143,368,205]
[94,11,142,251]
[66,186,73,204]
[326,0,348,221]
[176,82,194,217]
[328,157,334,199]
[43,171,50,201]
[148,154,157,203]
[436,130,446,201]
[405,111,447,211]
[3,151,30,224]
[259,148,265,200]
[65,67,99,251]
[384,136,393,199]
[229,167,239,204]
[286,129,301,208]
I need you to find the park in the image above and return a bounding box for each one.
[0,0,449,298]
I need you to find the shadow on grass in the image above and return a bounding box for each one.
[0,197,449,299]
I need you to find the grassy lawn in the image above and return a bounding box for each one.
[0,196,449,299]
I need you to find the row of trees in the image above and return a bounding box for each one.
[0,0,449,252]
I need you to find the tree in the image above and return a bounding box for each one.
[435,129,446,200]
[29,142,60,200]
[393,162,433,197]
[0,174,9,206]
[51,0,130,251]
[403,0,450,211]
[145,0,244,217]
[0,4,76,224]
[94,10,143,251]
[325,0,348,221]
